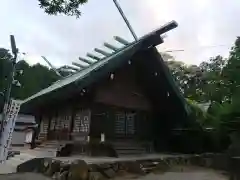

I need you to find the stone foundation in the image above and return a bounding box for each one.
[15,153,235,180]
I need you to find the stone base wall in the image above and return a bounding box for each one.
[16,153,236,180]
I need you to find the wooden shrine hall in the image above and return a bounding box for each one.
[21,21,191,157]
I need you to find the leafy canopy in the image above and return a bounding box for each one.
[38,0,88,18]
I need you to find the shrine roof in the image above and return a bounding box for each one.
[22,20,190,116]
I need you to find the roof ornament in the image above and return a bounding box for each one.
[41,56,63,77]
[112,0,138,41]
[104,42,119,51]
[86,53,101,61]
[61,65,79,72]
[94,48,111,56]
[78,57,94,64]
[69,20,178,74]
[72,62,88,69]
[114,36,130,46]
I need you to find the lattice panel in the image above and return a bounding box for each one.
[39,116,49,140]
[61,110,71,129]
[50,116,56,130]
[73,109,91,134]
[115,112,125,134]
[40,116,49,133]
[126,113,135,135]
[55,115,63,130]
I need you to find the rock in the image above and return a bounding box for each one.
[112,163,119,172]
[204,158,213,168]
[44,159,61,177]
[178,157,185,165]
[139,161,156,174]
[89,164,99,172]
[17,158,44,173]
[154,160,170,173]
[59,171,68,180]
[89,172,106,180]
[212,154,229,170]
[68,160,89,180]
[60,163,70,173]
[122,161,145,175]
[101,168,116,178]
[189,155,202,166]
[94,163,117,178]
[230,157,240,180]
[42,158,52,173]
[228,132,240,157]
[164,158,172,167]
[52,172,61,180]
[98,163,112,169]
[183,158,191,166]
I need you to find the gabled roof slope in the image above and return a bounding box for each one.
[22,20,189,115]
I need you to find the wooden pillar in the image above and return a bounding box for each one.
[70,108,76,140]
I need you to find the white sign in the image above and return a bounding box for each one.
[0,99,22,163]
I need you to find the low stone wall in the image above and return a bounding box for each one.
[15,153,237,180]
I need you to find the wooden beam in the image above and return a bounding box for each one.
[114,36,130,45]
[86,53,101,61]
[78,57,93,64]
[62,65,79,71]
[72,62,87,69]
[94,48,111,56]
[104,42,119,51]
[155,20,178,36]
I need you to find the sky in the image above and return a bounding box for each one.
[0,0,240,67]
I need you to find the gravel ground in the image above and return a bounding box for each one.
[115,168,228,180]
[0,173,51,180]
[0,167,228,180]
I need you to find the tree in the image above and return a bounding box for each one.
[11,61,60,99]
[222,37,240,98]
[199,55,227,103]
[166,60,205,101]
[0,48,12,95]
[161,52,174,61]
[38,0,88,18]
[166,54,228,104]
[0,48,60,102]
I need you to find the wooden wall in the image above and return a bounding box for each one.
[37,62,154,142]
[94,64,151,111]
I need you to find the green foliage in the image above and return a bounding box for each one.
[0,49,60,102]
[38,0,88,18]
[166,37,240,152]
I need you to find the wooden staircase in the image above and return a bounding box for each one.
[112,140,151,157]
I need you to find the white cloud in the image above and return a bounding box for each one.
[0,0,240,67]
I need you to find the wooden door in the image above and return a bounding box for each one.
[115,111,136,138]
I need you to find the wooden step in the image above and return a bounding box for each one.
[116,149,146,156]
[113,141,147,156]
